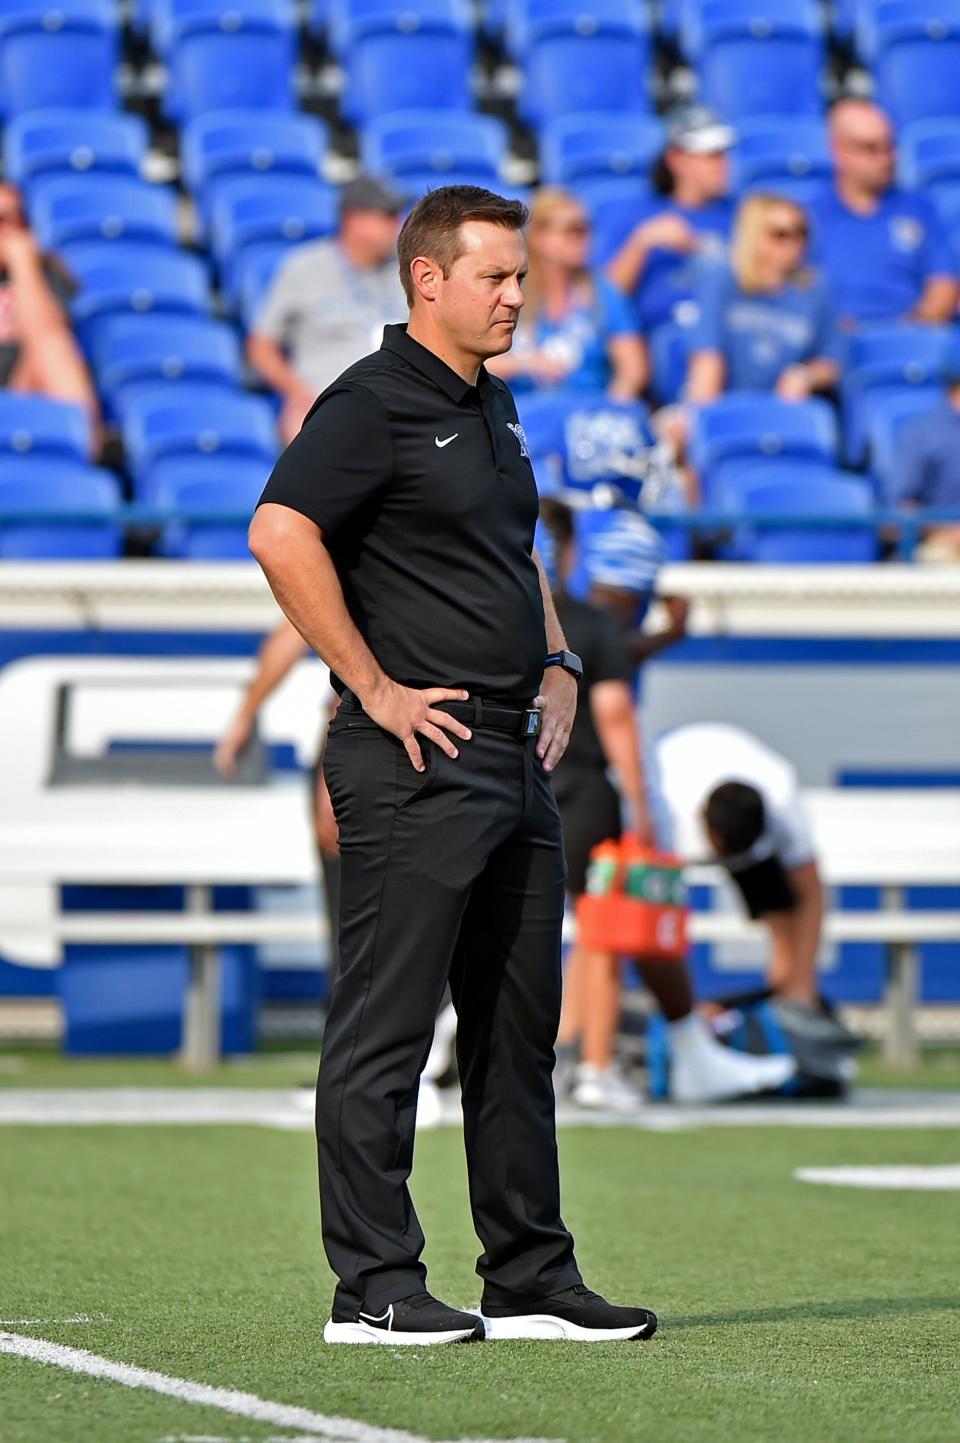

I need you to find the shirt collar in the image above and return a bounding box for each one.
[381,323,493,404]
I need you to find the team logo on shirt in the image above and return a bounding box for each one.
[507,421,530,459]
[890,215,924,252]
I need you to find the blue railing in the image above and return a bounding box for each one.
[1,506,960,560]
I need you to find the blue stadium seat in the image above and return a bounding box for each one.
[732,116,832,197]
[868,1,960,127]
[31,176,179,252]
[63,242,212,353]
[182,110,329,219]
[690,394,839,502]
[0,394,91,462]
[3,110,148,194]
[398,174,528,205]
[899,119,960,215]
[0,458,122,560]
[209,176,338,295]
[519,0,652,127]
[155,457,269,559]
[841,324,951,465]
[574,177,651,266]
[235,241,293,326]
[123,385,278,499]
[361,110,508,185]
[335,0,474,125]
[162,0,298,121]
[866,389,941,502]
[93,315,242,421]
[540,112,665,186]
[695,0,824,122]
[0,0,117,116]
[718,463,877,563]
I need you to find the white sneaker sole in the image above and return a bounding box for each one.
[323,1320,480,1346]
[479,1312,654,1342]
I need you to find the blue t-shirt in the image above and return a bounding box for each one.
[808,186,954,324]
[691,262,841,392]
[511,275,637,393]
[628,196,735,332]
[895,402,960,507]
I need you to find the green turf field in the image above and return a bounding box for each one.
[4,1112,960,1443]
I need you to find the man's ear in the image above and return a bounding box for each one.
[410,255,440,303]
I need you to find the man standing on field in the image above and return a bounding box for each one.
[249,186,658,1346]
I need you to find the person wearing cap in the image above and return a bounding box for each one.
[606,106,735,377]
[654,722,826,1008]
[892,336,960,561]
[247,175,408,442]
[808,99,959,328]
[541,501,796,1108]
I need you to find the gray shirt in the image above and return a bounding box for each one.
[253,238,407,395]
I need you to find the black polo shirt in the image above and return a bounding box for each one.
[256,323,547,704]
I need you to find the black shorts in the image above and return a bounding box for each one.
[554,769,622,897]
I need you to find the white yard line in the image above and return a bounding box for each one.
[0,1332,560,1443]
[795,1164,960,1190]
[1,1087,960,1130]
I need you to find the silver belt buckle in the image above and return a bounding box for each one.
[521,708,541,739]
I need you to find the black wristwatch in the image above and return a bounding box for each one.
[544,649,584,681]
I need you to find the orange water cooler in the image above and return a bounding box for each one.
[575,834,689,962]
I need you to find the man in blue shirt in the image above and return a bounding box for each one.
[809,99,958,327]
[895,339,960,561]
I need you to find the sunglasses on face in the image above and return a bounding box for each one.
[765,225,807,242]
[540,220,590,236]
[846,138,893,155]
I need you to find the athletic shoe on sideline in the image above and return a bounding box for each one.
[324,1291,485,1345]
[571,1061,643,1113]
[480,1284,657,1342]
[669,1014,796,1103]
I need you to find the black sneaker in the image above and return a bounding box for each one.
[480,1284,657,1342]
[323,1290,485,1346]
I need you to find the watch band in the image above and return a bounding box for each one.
[544,649,584,680]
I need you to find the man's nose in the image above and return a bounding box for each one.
[502,278,525,309]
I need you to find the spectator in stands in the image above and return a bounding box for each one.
[892,337,960,561]
[809,99,959,327]
[606,106,735,340]
[247,175,407,442]
[487,188,646,398]
[0,183,96,418]
[685,193,842,405]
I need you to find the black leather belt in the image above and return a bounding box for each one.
[437,699,542,740]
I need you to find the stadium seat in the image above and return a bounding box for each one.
[694,0,824,122]
[235,242,293,326]
[154,457,269,559]
[866,389,941,502]
[182,110,329,221]
[841,324,951,465]
[31,176,179,252]
[0,458,122,559]
[0,0,117,117]
[208,176,338,295]
[0,394,91,462]
[732,116,832,198]
[540,112,665,187]
[899,119,960,215]
[361,110,508,185]
[123,385,278,498]
[93,315,242,421]
[518,0,652,126]
[867,1,960,127]
[690,394,839,502]
[3,110,148,194]
[161,0,298,121]
[335,0,474,125]
[573,177,651,266]
[718,464,877,563]
[63,242,212,351]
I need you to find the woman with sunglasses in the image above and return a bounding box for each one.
[488,188,647,400]
[685,192,842,405]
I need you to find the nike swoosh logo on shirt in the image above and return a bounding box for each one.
[435,434,459,448]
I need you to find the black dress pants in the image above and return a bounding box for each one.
[318,703,581,1315]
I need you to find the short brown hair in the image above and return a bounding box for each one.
[396,184,529,307]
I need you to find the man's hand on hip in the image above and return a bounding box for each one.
[360,680,473,772]
[532,666,577,773]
